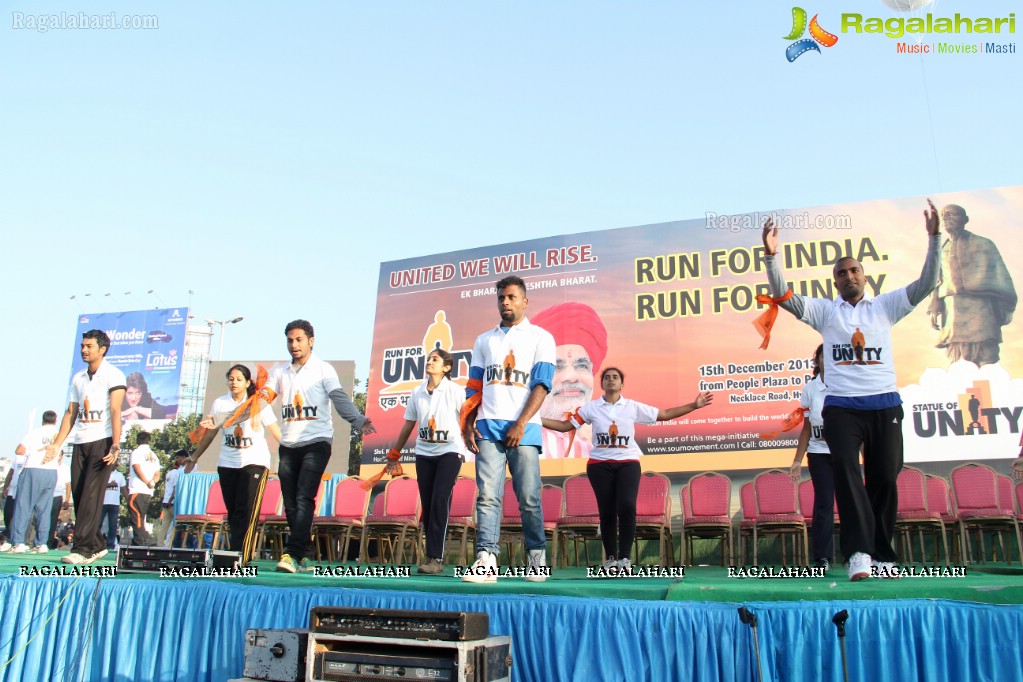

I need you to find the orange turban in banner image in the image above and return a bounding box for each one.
[530,302,608,374]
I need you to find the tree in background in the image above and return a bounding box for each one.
[349,379,366,477]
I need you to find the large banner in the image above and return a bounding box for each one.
[366,187,1023,476]
[69,307,189,430]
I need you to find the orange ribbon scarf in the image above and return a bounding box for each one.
[188,365,277,445]
[753,289,794,350]
[759,407,805,440]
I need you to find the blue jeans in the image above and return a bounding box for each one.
[11,468,57,546]
[103,505,120,550]
[475,440,544,556]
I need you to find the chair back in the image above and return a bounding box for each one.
[206,480,228,516]
[449,477,478,519]
[258,478,282,518]
[1016,481,1023,518]
[636,472,670,519]
[687,472,731,517]
[926,475,952,517]
[950,463,1001,514]
[998,474,1016,513]
[501,479,521,522]
[797,479,815,521]
[896,466,929,513]
[680,485,692,521]
[739,482,756,521]
[753,470,799,516]
[563,474,600,516]
[382,476,421,518]
[366,493,387,521]
[333,477,372,520]
[541,484,565,523]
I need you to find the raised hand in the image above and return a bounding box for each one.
[924,199,939,236]
[762,217,779,255]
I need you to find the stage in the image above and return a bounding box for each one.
[2,554,1023,682]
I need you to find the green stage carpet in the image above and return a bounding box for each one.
[3,552,1022,604]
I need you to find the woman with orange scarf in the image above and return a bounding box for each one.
[188,364,281,565]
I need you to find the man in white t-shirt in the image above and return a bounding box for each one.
[160,450,189,547]
[127,431,161,546]
[103,468,127,551]
[5,411,60,553]
[265,320,376,573]
[0,452,26,551]
[461,276,556,583]
[761,202,940,580]
[47,329,127,565]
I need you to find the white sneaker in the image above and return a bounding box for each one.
[600,556,619,573]
[525,548,548,583]
[93,549,109,561]
[10,544,30,554]
[62,552,88,565]
[872,560,901,579]
[462,550,498,583]
[0,541,11,552]
[617,557,633,575]
[847,552,872,582]
[32,545,49,554]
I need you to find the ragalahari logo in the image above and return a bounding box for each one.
[784,7,839,61]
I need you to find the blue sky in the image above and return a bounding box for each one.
[1,0,1019,452]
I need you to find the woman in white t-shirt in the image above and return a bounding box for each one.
[190,364,282,564]
[387,348,467,575]
[789,344,834,571]
[544,367,713,573]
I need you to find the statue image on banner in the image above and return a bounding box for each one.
[927,204,1017,366]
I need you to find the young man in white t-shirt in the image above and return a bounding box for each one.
[47,330,126,565]
[103,468,127,551]
[461,276,556,582]
[265,320,376,573]
[5,411,60,553]
[762,202,940,580]
[127,431,161,546]
[159,450,189,547]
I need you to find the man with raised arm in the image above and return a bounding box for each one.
[761,201,940,580]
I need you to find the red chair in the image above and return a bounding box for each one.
[262,478,327,559]
[798,479,815,526]
[950,463,1022,564]
[895,466,949,564]
[633,472,674,566]
[175,479,228,549]
[681,472,733,566]
[737,482,757,566]
[1016,481,1023,522]
[361,476,422,564]
[998,475,1016,514]
[444,476,478,565]
[556,474,602,565]
[312,477,372,563]
[752,469,808,565]
[926,475,960,563]
[252,477,282,558]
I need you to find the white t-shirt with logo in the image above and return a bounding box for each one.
[800,289,914,397]
[404,378,467,458]
[267,355,343,446]
[128,445,161,496]
[105,470,126,506]
[573,397,659,462]
[211,395,277,469]
[70,360,127,444]
[799,376,829,454]
[21,424,59,471]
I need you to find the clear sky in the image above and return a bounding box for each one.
[1,0,1019,452]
